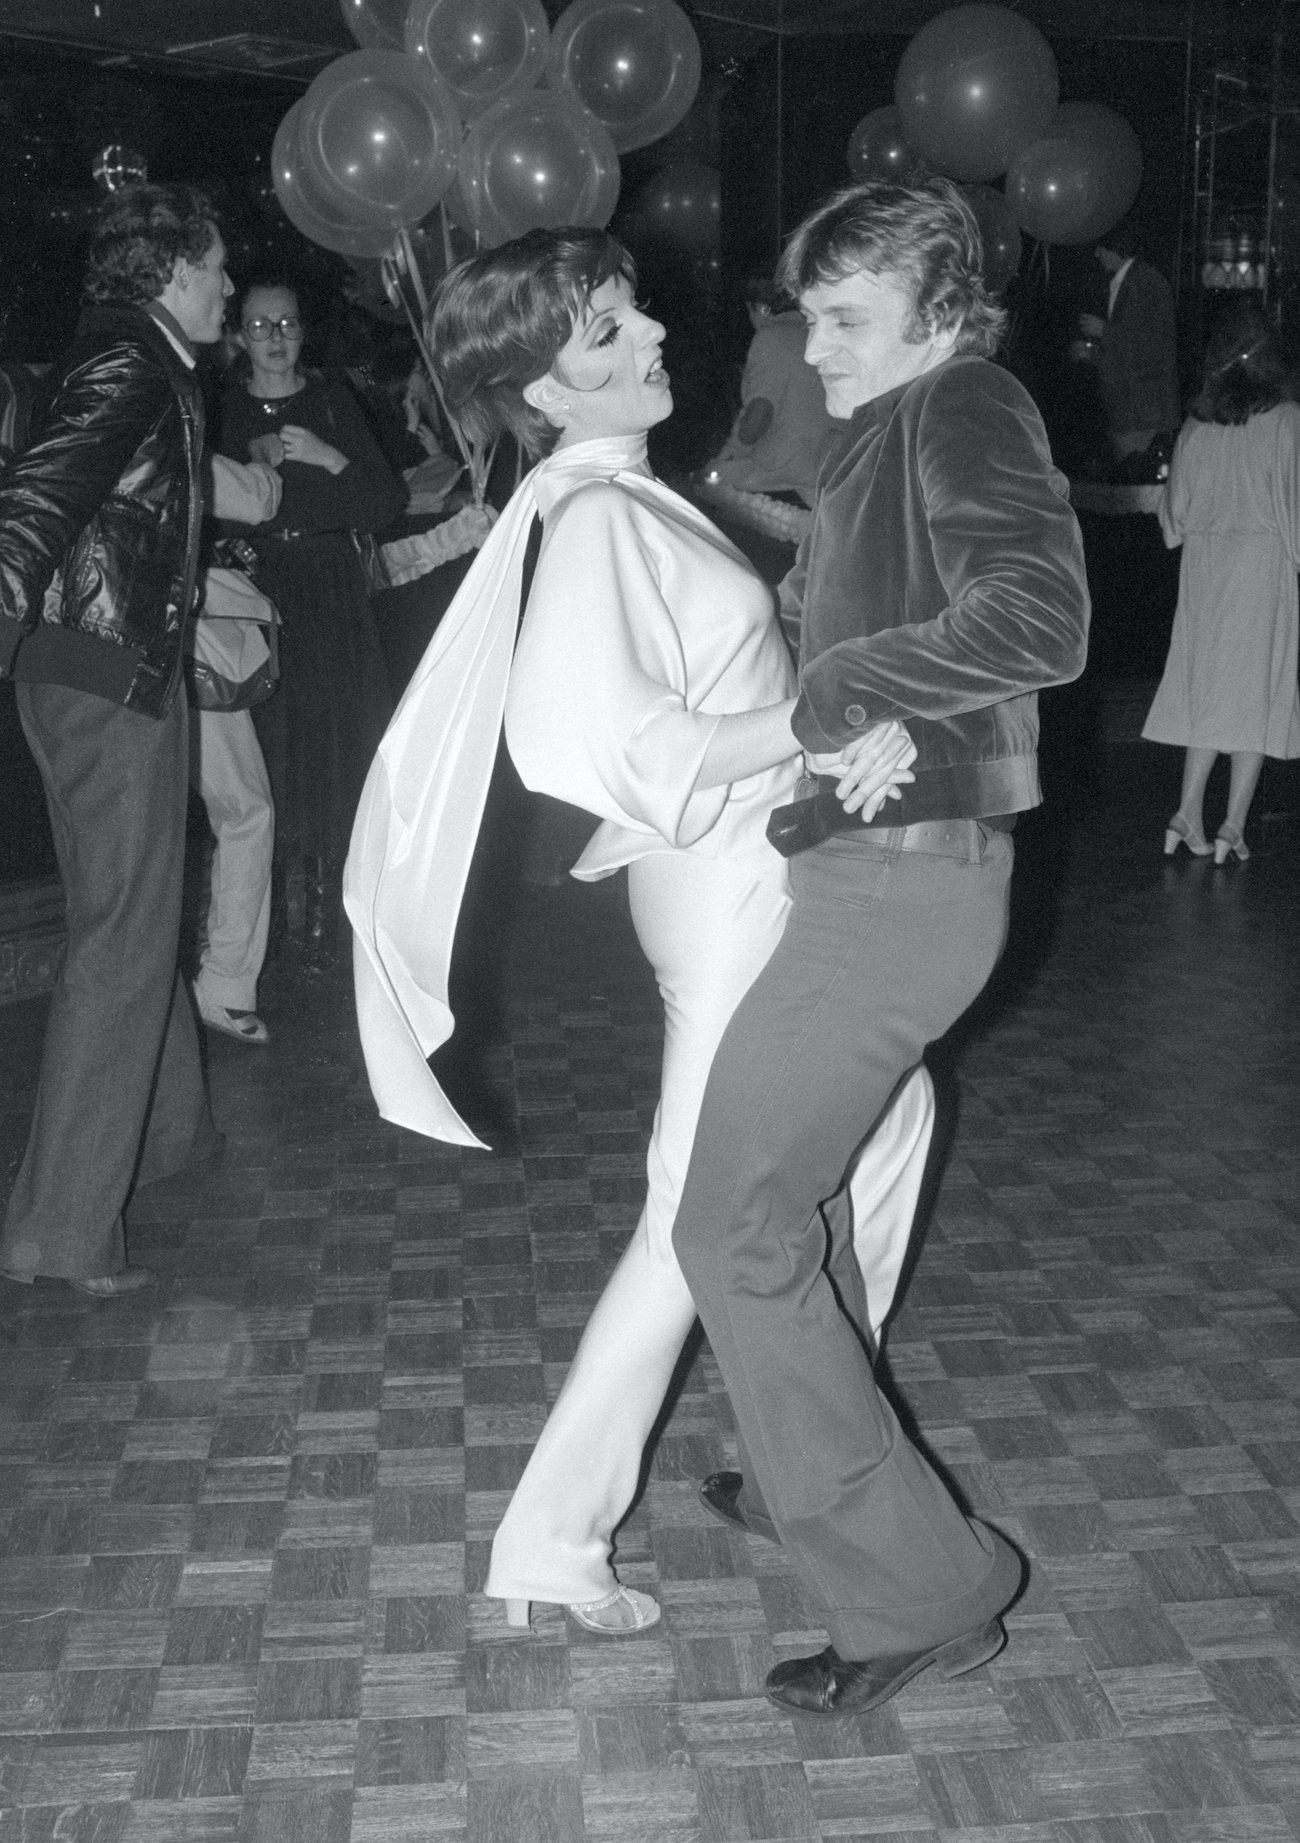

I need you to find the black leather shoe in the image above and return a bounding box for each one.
[766,1618,1007,1717]
[699,1471,778,1543]
[68,1268,157,1298]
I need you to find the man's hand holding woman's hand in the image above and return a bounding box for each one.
[809,720,917,822]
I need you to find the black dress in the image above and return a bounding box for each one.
[218,371,408,864]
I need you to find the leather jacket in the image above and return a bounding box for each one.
[0,302,204,718]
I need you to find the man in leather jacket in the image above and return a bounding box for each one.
[0,184,234,1297]
[672,178,1089,1716]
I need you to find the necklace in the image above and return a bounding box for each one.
[248,379,305,417]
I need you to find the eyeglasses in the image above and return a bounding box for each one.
[243,316,302,341]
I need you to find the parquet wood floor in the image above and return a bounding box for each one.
[2,705,1298,1842]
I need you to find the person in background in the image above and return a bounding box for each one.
[671,176,1090,1717]
[346,225,938,1636]
[0,184,234,1297]
[1143,300,1300,862]
[1073,218,1180,468]
[707,275,838,508]
[188,453,284,1043]
[217,278,407,972]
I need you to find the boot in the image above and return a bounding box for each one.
[302,856,341,973]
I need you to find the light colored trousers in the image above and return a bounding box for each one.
[485,848,935,1606]
[191,708,274,1012]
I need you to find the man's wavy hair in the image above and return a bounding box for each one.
[1190,300,1288,426]
[84,183,218,308]
[430,227,636,458]
[777,176,1006,358]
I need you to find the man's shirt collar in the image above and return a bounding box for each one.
[145,302,198,367]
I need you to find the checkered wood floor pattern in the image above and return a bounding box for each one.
[2,745,1299,1843]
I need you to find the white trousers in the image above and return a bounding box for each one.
[190,708,274,1012]
[485,849,935,1606]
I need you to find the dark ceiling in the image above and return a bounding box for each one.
[0,0,1280,84]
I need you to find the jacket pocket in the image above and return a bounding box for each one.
[64,496,168,644]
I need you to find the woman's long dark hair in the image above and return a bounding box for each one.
[1190,301,1288,425]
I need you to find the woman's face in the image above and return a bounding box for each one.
[538,273,671,447]
[239,286,304,387]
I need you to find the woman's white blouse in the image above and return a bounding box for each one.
[345,435,800,1146]
[507,472,799,876]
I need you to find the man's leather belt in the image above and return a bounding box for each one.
[813,779,989,855]
[855,818,984,853]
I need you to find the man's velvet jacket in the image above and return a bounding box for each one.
[782,354,1089,826]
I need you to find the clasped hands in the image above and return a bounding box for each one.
[808,719,916,823]
[247,428,346,474]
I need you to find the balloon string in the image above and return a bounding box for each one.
[399,228,428,318]
[383,238,490,507]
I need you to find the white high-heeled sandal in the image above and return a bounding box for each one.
[1213,824,1250,865]
[505,1585,661,1635]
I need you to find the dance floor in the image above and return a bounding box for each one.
[1,688,1298,1843]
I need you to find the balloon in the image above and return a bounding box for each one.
[271,103,399,258]
[632,159,720,253]
[547,0,701,155]
[895,4,1058,183]
[457,90,620,246]
[298,51,461,230]
[1006,102,1143,245]
[962,183,1022,289]
[406,0,550,123]
[338,0,407,53]
[846,106,918,183]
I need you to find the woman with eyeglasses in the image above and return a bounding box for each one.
[217,278,407,969]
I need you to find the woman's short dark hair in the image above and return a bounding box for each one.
[1190,301,1287,426]
[429,227,636,457]
[84,183,218,307]
[239,276,301,311]
[777,176,1006,359]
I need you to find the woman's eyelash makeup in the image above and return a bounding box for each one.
[595,323,620,348]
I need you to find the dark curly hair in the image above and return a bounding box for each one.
[429,227,635,458]
[777,176,1006,359]
[1189,300,1288,426]
[84,183,219,308]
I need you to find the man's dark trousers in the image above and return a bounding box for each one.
[0,681,214,1281]
[673,822,1023,1660]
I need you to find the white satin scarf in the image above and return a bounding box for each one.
[344,433,673,1147]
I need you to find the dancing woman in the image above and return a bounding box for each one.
[346,228,935,1633]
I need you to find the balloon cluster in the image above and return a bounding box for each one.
[844,2,1143,281]
[270,0,702,259]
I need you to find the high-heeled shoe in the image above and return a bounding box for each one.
[504,1585,661,1635]
[1163,814,1212,857]
[1213,825,1250,865]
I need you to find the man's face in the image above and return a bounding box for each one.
[798,267,954,419]
[170,229,233,344]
